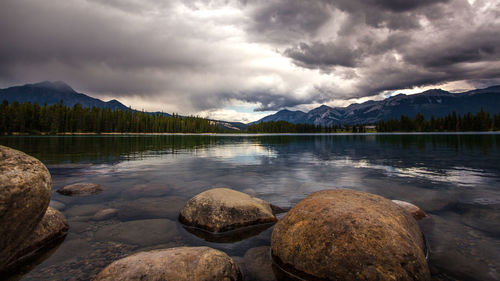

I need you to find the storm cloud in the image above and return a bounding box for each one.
[0,0,499,121]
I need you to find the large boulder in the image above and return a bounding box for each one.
[94,246,242,281]
[179,188,277,232]
[0,145,52,271]
[271,189,430,281]
[7,207,69,269]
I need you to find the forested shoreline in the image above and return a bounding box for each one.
[1,100,499,134]
[0,101,221,134]
[376,110,500,132]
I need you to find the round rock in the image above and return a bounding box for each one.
[0,145,52,271]
[57,183,103,196]
[392,200,428,220]
[179,188,277,232]
[8,207,69,269]
[271,189,430,281]
[94,246,242,281]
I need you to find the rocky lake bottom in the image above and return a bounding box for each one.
[1,134,499,281]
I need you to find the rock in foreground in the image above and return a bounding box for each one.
[271,189,430,281]
[179,188,277,232]
[0,145,52,271]
[392,200,428,220]
[94,246,242,281]
[7,207,69,269]
[57,183,103,196]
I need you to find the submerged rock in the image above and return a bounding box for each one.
[7,207,69,269]
[179,188,277,232]
[57,183,103,196]
[271,189,430,281]
[92,208,118,221]
[0,145,52,271]
[94,219,179,247]
[114,196,185,221]
[94,246,242,281]
[49,200,66,211]
[243,246,276,281]
[393,200,428,220]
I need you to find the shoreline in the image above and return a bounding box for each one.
[2,131,500,136]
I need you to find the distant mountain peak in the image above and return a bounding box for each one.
[253,85,500,125]
[0,81,128,111]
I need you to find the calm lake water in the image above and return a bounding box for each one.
[1,134,499,281]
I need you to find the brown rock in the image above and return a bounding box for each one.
[271,189,430,281]
[57,183,103,196]
[7,207,69,269]
[94,246,242,281]
[393,200,428,220]
[179,188,277,232]
[0,145,52,271]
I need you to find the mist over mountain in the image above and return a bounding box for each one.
[253,86,500,126]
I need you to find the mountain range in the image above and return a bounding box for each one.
[0,81,253,130]
[2,81,500,128]
[253,86,500,126]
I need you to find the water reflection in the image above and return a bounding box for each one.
[0,134,499,281]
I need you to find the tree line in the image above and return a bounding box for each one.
[376,110,500,132]
[246,121,345,133]
[0,101,221,134]
[1,100,499,134]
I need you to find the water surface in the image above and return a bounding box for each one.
[1,134,499,281]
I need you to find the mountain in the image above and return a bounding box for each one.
[0,81,248,131]
[252,86,500,126]
[0,81,131,111]
[256,109,309,124]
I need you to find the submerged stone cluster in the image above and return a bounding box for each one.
[0,144,430,280]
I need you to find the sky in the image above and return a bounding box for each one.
[1,0,499,122]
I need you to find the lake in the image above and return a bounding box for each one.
[1,133,499,281]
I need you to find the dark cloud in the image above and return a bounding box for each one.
[404,27,500,68]
[245,0,332,44]
[284,42,361,68]
[0,0,499,120]
[364,0,450,12]
[235,90,332,111]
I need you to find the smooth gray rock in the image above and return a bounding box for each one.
[0,145,52,271]
[94,247,242,281]
[179,188,277,232]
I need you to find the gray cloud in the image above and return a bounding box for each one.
[284,42,361,68]
[244,0,332,44]
[0,0,499,120]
